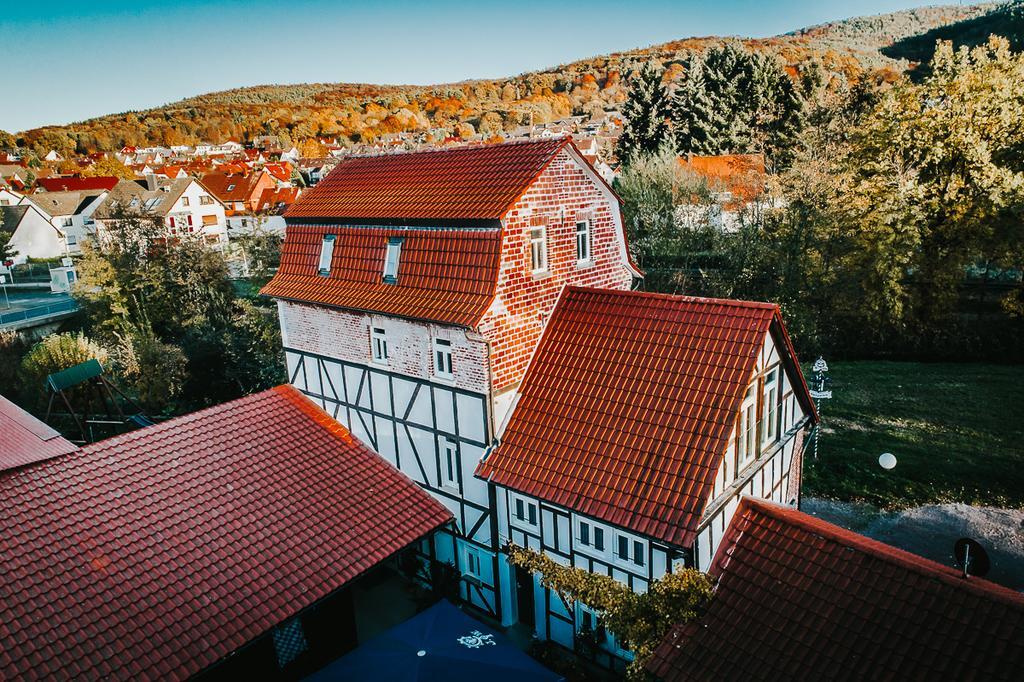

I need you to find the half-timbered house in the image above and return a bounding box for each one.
[261,137,639,622]
[475,286,817,665]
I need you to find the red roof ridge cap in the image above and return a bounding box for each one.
[563,285,779,311]
[738,497,1024,608]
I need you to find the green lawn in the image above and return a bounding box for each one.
[802,361,1024,509]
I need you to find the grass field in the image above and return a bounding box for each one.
[802,361,1024,509]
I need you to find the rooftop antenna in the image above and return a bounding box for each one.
[953,538,990,579]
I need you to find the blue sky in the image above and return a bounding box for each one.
[2,0,942,132]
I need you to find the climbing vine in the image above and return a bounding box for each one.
[507,543,714,679]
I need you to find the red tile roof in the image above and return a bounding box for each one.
[476,287,815,547]
[257,186,301,214]
[647,497,1024,681]
[0,385,451,681]
[0,395,78,472]
[35,176,119,193]
[285,137,572,221]
[201,170,268,204]
[678,154,767,205]
[264,161,293,183]
[261,224,501,327]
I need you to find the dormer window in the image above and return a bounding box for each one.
[318,234,336,276]
[226,184,235,191]
[383,237,403,283]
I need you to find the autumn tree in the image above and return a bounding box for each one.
[616,62,671,163]
[83,156,135,179]
[840,36,1024,337]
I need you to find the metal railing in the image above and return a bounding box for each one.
[0,298,79,326]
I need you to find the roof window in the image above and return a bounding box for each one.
[383,237,403,284]
[318,234,336,276]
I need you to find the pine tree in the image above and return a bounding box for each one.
[616,62,671,163]
[671,43,804,168]
[672,57,717,154]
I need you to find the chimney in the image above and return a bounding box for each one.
[145,173,159,192]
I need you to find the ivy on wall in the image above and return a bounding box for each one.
[507,543,714,679]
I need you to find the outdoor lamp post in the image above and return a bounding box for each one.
[808,356,832,460]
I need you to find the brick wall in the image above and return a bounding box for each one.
[278,300,491,395]
[480,148,634,393]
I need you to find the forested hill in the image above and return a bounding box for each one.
[13,2,1011,153]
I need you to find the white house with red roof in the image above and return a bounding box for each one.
[476,287,817,667]
[262,137,638,623]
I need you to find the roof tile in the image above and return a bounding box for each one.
[0,385,451,680]
[647,498,1024,681]
[477,287,809,546]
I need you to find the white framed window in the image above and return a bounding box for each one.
[461,543,483,580]
[317,234,335,276]
[576,603,604,637]
[370,326,388,364]
[199,194,213,205]
[737,384,757,467]
[614,534,646,568]
[576,519,605,552]
[575,220,591,263]
[383,238,402,283]
[433,338,453,379]
[762,366,780,445]
[441,438,459,489]
[510,493,539,529]
[67,235,78,246]
[181,196,189,207]
[529,225,547,273]
[61,217,73,227]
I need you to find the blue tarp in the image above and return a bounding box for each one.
[305,600,564,682]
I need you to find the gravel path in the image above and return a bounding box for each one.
[802,497,1024,592]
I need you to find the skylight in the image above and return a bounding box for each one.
[383,237,403,284]
[318,234,336,276]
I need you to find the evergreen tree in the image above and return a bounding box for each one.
[616,62,671,163]
[671,43,804,168]
[671,57,717,154]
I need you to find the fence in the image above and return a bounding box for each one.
[0,299,79,327]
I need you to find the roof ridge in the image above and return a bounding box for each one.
[741,497,1024,608]
[80,386,283,453]
[333,135,568,162]
[565,285,779,311]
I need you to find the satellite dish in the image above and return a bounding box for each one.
[878,452,897,470]
[954,538,990,578]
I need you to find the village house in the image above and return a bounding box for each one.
[476,286,816,667]
[93,176,228,244]
[201,169,276,234]
[0,387,452,680]
[0,204,67,260]
[678,153,772,231]
[262,136,639,623]
[646,497,1024,681]
[20,189,108,253]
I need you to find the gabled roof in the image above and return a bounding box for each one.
[647,497,1024,681]
[285,137,572,222]
[36,176,119,193]
[476,287,815,547]
[261,224,502,327]
[93,178,194,219]
[23,189,105,217]
[0,385,451,681]
[201,170,268,204]
[257,186,301,214]
[0,395,78,472]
